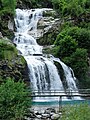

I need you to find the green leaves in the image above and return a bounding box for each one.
[56,35,78,58]
[63,48,88,80]
[61,103,90,120]
[55,27,90,52]
[0,78,31,120]
[1,0,17,16]
[52,0,90,21]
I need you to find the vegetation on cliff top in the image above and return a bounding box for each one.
[0,38,29,82]
[0,38,17,60]
[0,0,17,39]
[0,0,17,16]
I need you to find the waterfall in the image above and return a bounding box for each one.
[14,8,80,101]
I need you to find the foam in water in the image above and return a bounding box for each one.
[14,8,80,101]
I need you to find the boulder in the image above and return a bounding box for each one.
[51,113,60,120]
[44,108,56,114]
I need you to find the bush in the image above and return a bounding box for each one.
[55,27,90,52]
[66,27,90,51]
[63,48,88,82]
[61,103,90,120]
[55,35,78,58]
[54,27,89,87]
[0,78,31,120]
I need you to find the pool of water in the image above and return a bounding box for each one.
[32,99,90,106]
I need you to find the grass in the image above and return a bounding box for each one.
[60,103,90,120]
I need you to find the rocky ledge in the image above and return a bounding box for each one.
[0,56,29,84]
[24,108,62,120]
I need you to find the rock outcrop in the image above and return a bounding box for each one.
[37,10,61,45]
[0,13,14,40]
[16,0,53,9]
[24,107,62,120]
[0,37,29,84]
[0,57,29,84]
[26,9,61,46]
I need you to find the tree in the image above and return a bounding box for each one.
[66,27,90,52]
[63,48,88,81]
[55,27,90,52]
[55,35,78,58]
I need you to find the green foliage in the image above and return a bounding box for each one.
[0,39,18,60]
[52,0,90,19]
[55,35,78,58]
[0,0,17,16]
[55,27,90,52]
[0,78,31,120]
[61,103,90,120]
[63,48,88,81]
[65,27,90,51]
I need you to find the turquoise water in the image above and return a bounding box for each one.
[32,99,90,106]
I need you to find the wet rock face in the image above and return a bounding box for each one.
[16,0,32,9]
[0,56,29,84]
[36,10,61,45]
[0,14,14,40]
[17,0,53,9]
[24,108,62,120]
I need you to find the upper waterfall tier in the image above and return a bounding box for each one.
[14,8,43,33]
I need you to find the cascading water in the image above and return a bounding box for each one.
[14,8,80,102]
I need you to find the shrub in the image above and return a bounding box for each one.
[56,35,78,58]
[66,27,90,51]
[0,78,31,120]
[52,0,90,22]
[63,48,88,81]
[55,27,90,52]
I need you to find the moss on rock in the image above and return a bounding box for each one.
[0,38,29,84]
[0,56,29,84]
